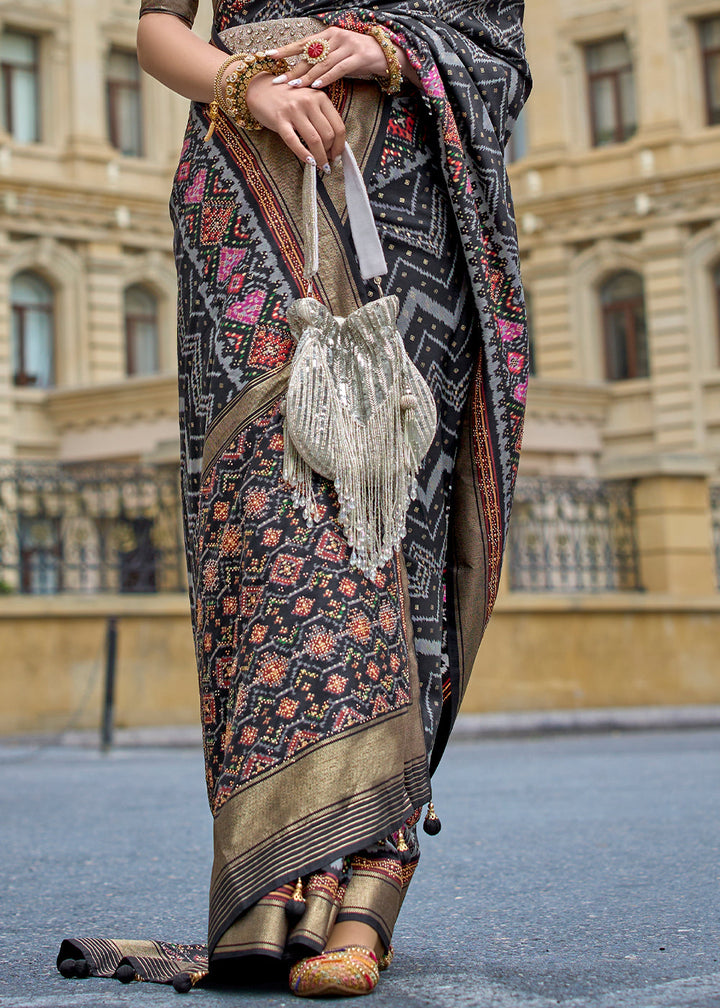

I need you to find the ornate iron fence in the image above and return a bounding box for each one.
[0,461,186,594]
[711,484,720,590]
[507,477,641,592]
[0,464,643,596]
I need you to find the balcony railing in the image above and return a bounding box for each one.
[0,463,644,597]
[0,460,186,594]
[508,477,641,592]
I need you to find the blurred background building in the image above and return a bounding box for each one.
[0,0,719,735]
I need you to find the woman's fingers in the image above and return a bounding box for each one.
[320,101,346,161]
[295,116,333,170]
[292,90,346,161]
[280,53,360,91]
[267,29,336,83]
[276,122,315,166]
[308,56,359,90]
[266,28,337,63]
[268,27,387,90]
[272,115,327,169]
[272,49,345,88]
[305,105,346,163]
[245,74,346,166]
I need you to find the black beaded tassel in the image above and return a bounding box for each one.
[172,970,207,993]
[115,964,137,984]
[59,958,89,979]
[423,801,442,835]
[285,877,306,919]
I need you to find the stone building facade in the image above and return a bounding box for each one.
[1,0,719,733]
[518,0,720,471]
[0,0,212,466]
[510,0,720,598]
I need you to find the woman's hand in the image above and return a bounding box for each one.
[266,26,417,91]
[245,72,346,169]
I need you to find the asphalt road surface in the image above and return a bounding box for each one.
[1,729,718,1008]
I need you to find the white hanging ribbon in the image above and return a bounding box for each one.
[302,142,388,284]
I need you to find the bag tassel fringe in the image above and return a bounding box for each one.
[281,408,320,526]
[282,358,422,579]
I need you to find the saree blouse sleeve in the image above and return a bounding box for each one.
[138,0,199,28]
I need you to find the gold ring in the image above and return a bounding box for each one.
[302,39,331,65]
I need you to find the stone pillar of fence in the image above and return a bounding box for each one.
[605,457,717,596]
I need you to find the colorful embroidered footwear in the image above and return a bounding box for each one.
[288,945,380,997]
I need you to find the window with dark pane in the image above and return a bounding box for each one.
[19,515,62,594]
[119,518,157,593]
[600,271,649,381]
[700,17,720,126]
[11,271,54,387]
[585,37,637,146]
[714,260,720,364]
[124,285,159,375]
[506,106,528,164]
[0,29,40,142]
[106,48,143,156]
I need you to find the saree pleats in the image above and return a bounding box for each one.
[213,835,420,961]
[57,835,420,984]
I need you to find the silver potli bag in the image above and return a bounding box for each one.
[282,143,437,577]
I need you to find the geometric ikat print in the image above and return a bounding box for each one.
[175,0,531,780]
[196,407,412,813]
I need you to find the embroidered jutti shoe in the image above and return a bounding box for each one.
[288,945,381,997]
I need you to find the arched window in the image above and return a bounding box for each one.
[124,285,159,376]
[600,271,649,381]
[11,271,54,387]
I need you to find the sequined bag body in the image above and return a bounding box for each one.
[284,291,437,577]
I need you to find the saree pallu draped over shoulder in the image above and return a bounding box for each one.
[58,0,530,989]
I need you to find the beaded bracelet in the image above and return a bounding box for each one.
[204,52,286,139]
[224,53,283,130]
[368,25,403,96]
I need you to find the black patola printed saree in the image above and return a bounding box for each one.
[57,0,530,990]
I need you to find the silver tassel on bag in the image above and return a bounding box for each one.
[282,145,437,578]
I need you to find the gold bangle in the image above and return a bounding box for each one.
[204,54,246,141]
[368,25,403,96]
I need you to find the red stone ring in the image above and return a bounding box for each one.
[302,38,331,65]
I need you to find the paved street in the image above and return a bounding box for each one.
[1,730,719,1008]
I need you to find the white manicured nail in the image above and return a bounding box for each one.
[266,48,278,56]
[333,155,343,167]
[306,156,317,166]
[272,73,287,84]
[311,79,324,88]
[288,79,303,88]
[322,163,331,174]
